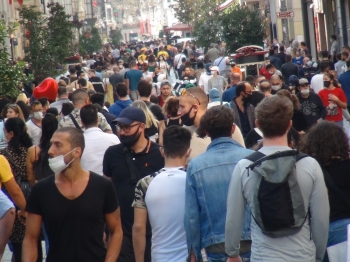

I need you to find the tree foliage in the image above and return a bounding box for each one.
[0,21,30,98]
[193,14,221,50]
[79,27,103,55]
[221,5,266,52]
[18,3,74,79]
[109,28,123,46]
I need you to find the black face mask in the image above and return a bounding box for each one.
[324,81,331,88]
[181,106,197,126]
[119,126,142,147]
[243,94,252,104]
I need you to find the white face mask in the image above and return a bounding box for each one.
[271,85,281,91]
[48,148,77,175]
[300,89,310,95]
[296,56,301,59]
[33,111,43,120]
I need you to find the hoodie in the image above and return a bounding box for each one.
[109,99,132,118]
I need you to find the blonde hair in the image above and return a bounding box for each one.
[7,104,25,122]
[132,100,158,129]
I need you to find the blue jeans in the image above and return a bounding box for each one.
[206,251,250,262]
[323,218,350,262]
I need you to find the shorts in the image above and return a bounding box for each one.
[0,190,14,219]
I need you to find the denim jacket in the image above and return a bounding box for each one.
[184,137,253,261]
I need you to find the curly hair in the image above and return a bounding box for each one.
[300,121,349,166]
[276,89,300,110]
[162,96,179,117]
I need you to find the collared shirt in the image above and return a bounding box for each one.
[81,127,120,175]
[59,108,112,132]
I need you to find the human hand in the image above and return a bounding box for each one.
[328,94,339,102]
[17,210,27,225]
[227,256,242,262]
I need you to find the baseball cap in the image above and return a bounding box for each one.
[299,78,309,85]
[289,75,299,85]
[209,88,220,102]
[205,63,212,73]
[116,107,146,125]
[210,66,220,73]
[185,83,196,89]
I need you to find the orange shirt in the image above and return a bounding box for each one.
[231,66,242,75]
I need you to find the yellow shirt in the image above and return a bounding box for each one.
[0,155,14,188]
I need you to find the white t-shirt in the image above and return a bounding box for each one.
[207,101,228,108]
[174,54,186,69]
[198,73,212,94]
[26,119,42,146]
[310,74,324,94]
[145,167,187,262]
[81,127,120,175]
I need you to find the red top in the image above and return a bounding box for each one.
[318,88,347,122]
[259,67,273,80]
[158,95,165,107]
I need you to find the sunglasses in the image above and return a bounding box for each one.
[181,89,201,105]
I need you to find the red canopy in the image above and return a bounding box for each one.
[164,23,192,32]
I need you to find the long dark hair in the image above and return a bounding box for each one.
[300,121,349,166]
[5,117,32,151]
[39,113,58,163]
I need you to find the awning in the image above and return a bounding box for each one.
[217,0,235,11]
[164,23,192,32]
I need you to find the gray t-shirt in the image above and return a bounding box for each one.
[207,76,228,96]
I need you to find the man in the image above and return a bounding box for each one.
[299,58,317,83]
[132,126,191,262]
[260,64,281,80]
[38,97,50,113]
[330,34,339,62]
[185,105,253,262]
[320,50,335,70]
[125,60,143,101]
[275,46,286,64]
[109,66,125,102]
[335,52,348,78]
[229,82,255,138]
[259,80,272,97]
[86,54,96,68]
[90,93,117,133]
[230,60,242,79]
[109,83,133,118]
[174,50,187,77]
[297,78,326,129]
[138,80,165,124]
[268,49,282,70]
[207,88,228,108]
[178,87,245,161]
[198,63,212,95]
[113,47,120,61]
[157,80,172,107]
[207,43,219,62]
[80,105,120,175]
[292,50,304,67]
[300,41,310,56]
[174,67,196,93]
[69,71,95,91]
[103,107,164,262]
[68,67,78,84]
[222,73,240,102]
[50,86,71,114]
[272,37,280,49]
[208,66,228,96]
[338,60,350,113]
[220,59,232,77]
[26,101,43,146]
[270,74,289,94]
[225,95,329,262]
[213,51,226,72]
[281,54,298,85]
[22,127,123,262]
[311,61,329,94]
[89,69,105,94]
[59,89,112,133]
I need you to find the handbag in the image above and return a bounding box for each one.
[2,149,31,199]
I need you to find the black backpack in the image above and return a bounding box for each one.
[245,150,309,238]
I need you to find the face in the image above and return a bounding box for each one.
[155,67,160,74]
[296,51,300,57]
[161,84,171,96]
[178,96,197,117]
[270,78,281,87]
[32,104,43,114]
[80,73,86,79]
[323,75,331,82]
[256,76,266,84]
[116,121,144,136]
[7,108,19,119]
[184,68,191,75]
[48,132,81,160]
[242,84,253,97]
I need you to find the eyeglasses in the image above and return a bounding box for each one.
[116,123,141,133]
[181,89,201,105]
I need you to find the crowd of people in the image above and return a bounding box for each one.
[0,37,349,262]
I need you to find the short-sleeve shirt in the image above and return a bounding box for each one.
[0,155,13,188]
[318,88,347,122]
[26,119,42,146]
[59,108,112,132]
[26,172,118,262]
[125,69,143,91]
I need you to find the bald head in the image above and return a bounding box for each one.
[230,73,241,84]
[270,74,281,82]
[113,66,120,73]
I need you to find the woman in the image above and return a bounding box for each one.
[6,104,25,122]
[131,100,159,142]
[0,117,42,262]
[148,55,157,72]
[27,113,58,186]
[277,89,308,132]
[0,156,26,260]
[301,121,350,262]
[158,55,169,75]
[103,70,114,104]
[318,73,347,127]
[158,96,183,146]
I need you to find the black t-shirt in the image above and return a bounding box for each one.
[109,73,124,91]
[26,172,118,262]
[143,101,166,121]
[89,76,104,94]
[103,141,165,236]
[323,159,350,222]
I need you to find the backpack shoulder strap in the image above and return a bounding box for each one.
[69,114,82,131]
[245,151,266,162]
[296,152,308,162]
